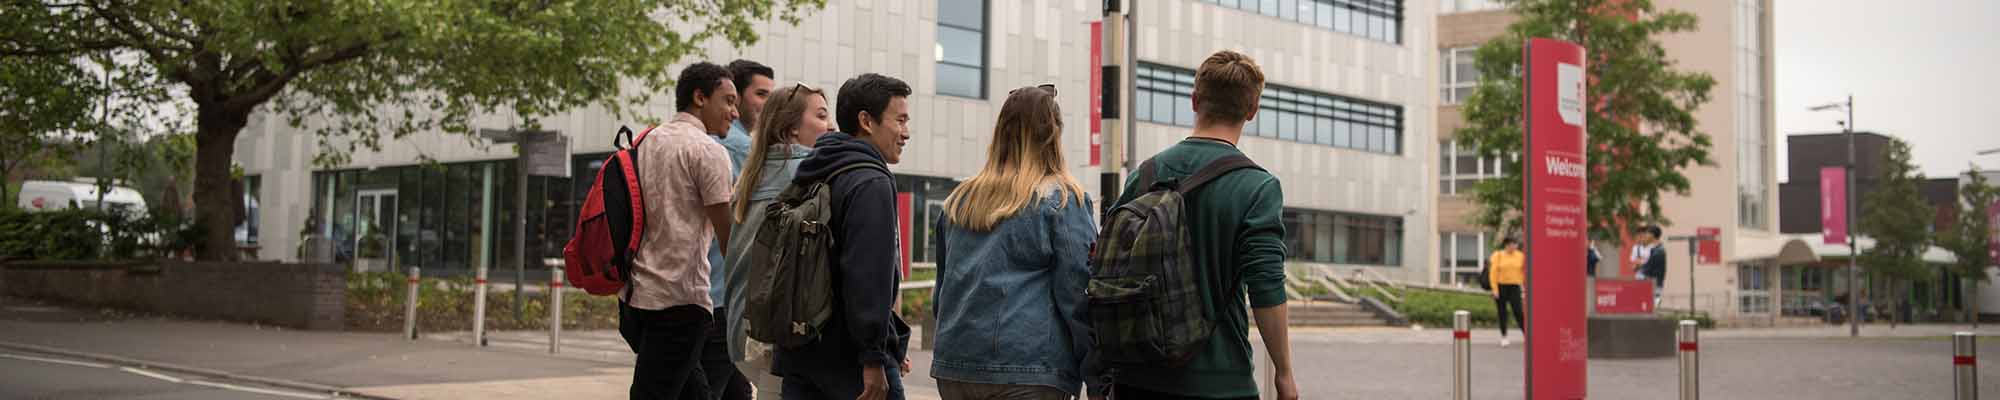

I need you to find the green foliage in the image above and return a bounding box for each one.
[1455,0,1716,235]
[1857,138,1935,283]
[0,57,98,206]
[899,268,937,320]
[0,207,201,261]
[1660,311,1715,329]
[1940,166,1998,283]
[345,270,621,332]
[1360,288,1501,327]
[5,0,827,260]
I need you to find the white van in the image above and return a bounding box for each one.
[17,179,149,215]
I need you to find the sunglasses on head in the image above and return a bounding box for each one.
[1009,83,1057,97]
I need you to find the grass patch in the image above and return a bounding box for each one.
[1358,287,1500,328]
[345,271,620,332]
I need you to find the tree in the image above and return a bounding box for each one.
[1856,137,1933,323]
[1455,0,1715,255]
[1939,166,1998,323]
[0,57,100,207]
[4,0,824,260]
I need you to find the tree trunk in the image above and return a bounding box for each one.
[193,105,249,261]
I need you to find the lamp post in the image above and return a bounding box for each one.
[1809,95,1857,337]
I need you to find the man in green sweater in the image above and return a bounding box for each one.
[1108,50,1297,400]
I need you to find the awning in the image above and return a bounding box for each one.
[1730,234,1820,265]
[1739,233,1959,265]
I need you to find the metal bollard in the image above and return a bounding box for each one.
[1955,332,1977,400]
[1453,310,1471,400]
[404,266,421,340]
[549,269,564,355]
[473,266,488,347]
[1678,320,1699,400]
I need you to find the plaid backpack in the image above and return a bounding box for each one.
[1089,154,1263,366]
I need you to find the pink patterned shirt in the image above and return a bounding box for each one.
[625,112,734,311]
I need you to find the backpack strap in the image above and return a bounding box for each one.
[1175,155,1263,194]
[827,162,890,183]
[1132,159,1162,192]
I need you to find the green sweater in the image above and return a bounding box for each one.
[1110,138,1288,398]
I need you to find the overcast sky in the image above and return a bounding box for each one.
[1774,0,2000,180]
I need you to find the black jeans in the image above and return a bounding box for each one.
[703,307,752,400]
[621,302,711,400]
[781,366,904,400]
[1495,284,1525,337]
[1111,384,1254,400]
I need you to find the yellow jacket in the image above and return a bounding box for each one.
[1488,250,1526,296]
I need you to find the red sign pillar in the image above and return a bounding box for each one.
[1524,38,1588,400]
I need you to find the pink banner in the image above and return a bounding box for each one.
[1088,21,1102,167]
[1988,200,1997,262]
[1697,226,1721,265]
[1821,167,1847,244]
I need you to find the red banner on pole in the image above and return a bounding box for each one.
[1697,226,1721,265]
[1088,21,1103,167]
[1988,200,1998,262]
[1523,38,1588,399]
[1821,167,1847,244]
[897,192,912,278]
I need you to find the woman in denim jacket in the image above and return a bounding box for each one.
[723,82,831,397]
[931,85,1105,400]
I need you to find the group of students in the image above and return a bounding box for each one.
[1479,225,1670,347]
[615,50,1300,400]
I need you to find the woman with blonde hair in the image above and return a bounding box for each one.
[721,82,831,398]
[929,85,1104,400]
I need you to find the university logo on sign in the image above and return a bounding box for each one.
[1557,62,1585,127]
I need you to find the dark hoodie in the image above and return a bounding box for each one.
[772,132,910,378]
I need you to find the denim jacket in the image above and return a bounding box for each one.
[930,187,1105,396]
[723,143,812,362]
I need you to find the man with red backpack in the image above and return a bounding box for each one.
[621,61,740,400]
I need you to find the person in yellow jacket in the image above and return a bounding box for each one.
[1487,238,1526,347]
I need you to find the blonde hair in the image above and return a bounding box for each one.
[942,86,1086,232]
[1193,50,1266,125]
[733,84,827,222]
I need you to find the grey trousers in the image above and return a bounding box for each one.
[937,380,1074,400]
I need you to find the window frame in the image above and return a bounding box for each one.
[935,0,989,99]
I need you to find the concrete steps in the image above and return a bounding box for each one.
[1289,302,1392,327]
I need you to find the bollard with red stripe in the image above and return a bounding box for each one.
[1677,320,1699,400]
[473,265,489,347]
[404,266,421,340]
[1453,310,1470,400]
[549,268,565,355]
[1954,332,1976,400]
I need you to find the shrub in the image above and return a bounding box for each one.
[345,271,620,332]
[0,208,200,261]
[1359,287,1500,328]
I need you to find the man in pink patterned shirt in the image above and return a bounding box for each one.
[621,61,739,400]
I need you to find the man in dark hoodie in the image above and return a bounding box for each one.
[774,73,913,400]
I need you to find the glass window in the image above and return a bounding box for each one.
[1262,0,1280,16]
[1135,62,1402,154]
[1280,0,1298,20]
[935,0,987,99]
[1333,3,1352,32]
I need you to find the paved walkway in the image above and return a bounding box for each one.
[3,296,1994,399]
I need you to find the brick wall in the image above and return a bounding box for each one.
[0,261,345,330]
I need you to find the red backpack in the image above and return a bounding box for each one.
[564,125,653,297]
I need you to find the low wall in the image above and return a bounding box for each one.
[0,261,345,330]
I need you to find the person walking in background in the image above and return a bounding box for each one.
[623,61,739,400]
[1487,238,1526,347]
[1102,50,1298,400]
[929,84,1105,400]
[698,58,772,400]
[724,81,830,400]
[773,73,914,400]
[1631,225,1667,307]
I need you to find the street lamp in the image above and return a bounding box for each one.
[1809,94,1859,338]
